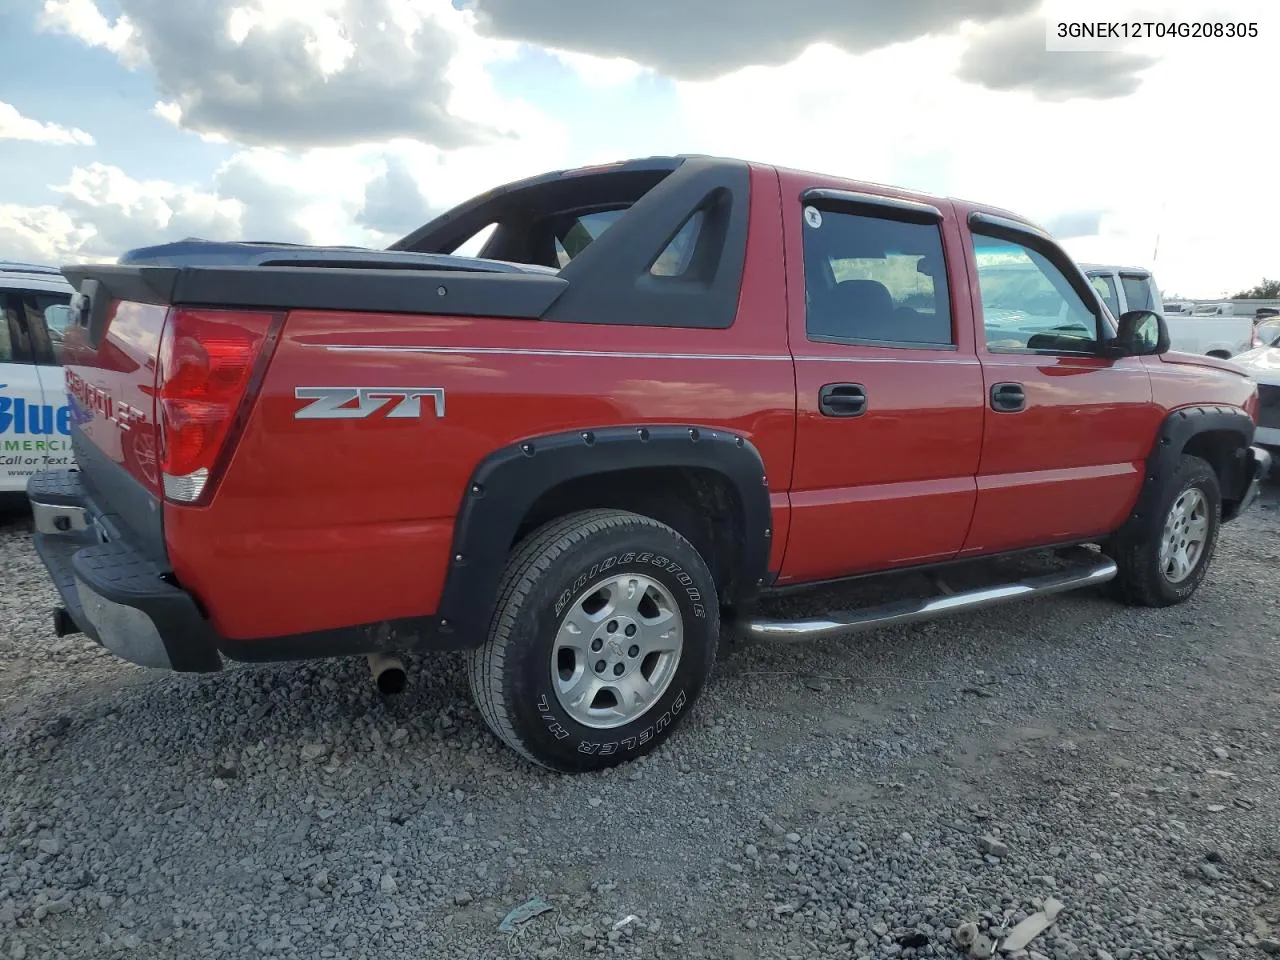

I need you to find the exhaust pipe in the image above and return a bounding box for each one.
[366,652,407,695]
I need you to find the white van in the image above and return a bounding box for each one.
[1079,263,1252,358]
[0,261,76,498]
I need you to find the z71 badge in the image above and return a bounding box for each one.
[293,387,446,420]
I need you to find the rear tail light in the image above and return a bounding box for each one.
[156,308,282,504]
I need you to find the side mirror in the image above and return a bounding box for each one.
[1114,309,1170,356]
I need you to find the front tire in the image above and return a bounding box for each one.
[1109,454,1221,607]
[467,509,719,773]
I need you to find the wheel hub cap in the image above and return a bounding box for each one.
[1159,487,1208,584]
[551,572,684,730]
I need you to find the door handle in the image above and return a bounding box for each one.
[990,382,1026,413]
[819,383,867,417]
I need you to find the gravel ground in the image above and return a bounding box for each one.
[1,481,1278,960]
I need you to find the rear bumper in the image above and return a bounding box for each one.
[27,470,223,672]
[26,468,450,671]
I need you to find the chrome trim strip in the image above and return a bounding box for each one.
[319,345,792,362]
[796,356,979,365]
[30,501,90,536]
[744,556,1117,642]
[315,345,979,365]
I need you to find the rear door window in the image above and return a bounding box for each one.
[1,293,36,364]
[1088,273,1121,317]
[30,295,72,366]
[801,206,953,347]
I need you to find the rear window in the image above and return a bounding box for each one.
[554,210,625,266]
[553,208,705,277]
[1120,274,1155,311]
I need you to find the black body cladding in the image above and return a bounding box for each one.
[62,263,569,335]
[436,426,774,645]
[1124,406,1258,533]
[61,155,751,332]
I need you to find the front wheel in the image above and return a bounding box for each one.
[467,509,719,772]
[1108,454,1222,607]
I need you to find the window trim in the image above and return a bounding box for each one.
[807,332,960,352]
[801,188,943,225]
[801,192,957,351]
[968,212,1111,358]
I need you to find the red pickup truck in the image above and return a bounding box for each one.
[26,156,1270,772]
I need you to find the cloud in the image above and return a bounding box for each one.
[52,163,242,258]
[1044,209,1107,240]
[38,0,140,63]
[0,101,95,146]
[545,49,650,88]
[668,32,1277,298]
[356,155,439,237]
[466,0,1027,80]
[0,205,94,265]
[213,152,314,244]
[956,12,1158,100]
[39,0,504,150]
[0,121,572,264]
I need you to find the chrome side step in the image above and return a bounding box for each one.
[743,554,1117,642]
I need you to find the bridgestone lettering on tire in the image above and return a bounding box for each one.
[1109,454,1222,607]
[466,509,720,772]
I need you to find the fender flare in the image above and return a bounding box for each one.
[1119,404,1256,540]
[435,425,773,645]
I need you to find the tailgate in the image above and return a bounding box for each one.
[60,292,168,562]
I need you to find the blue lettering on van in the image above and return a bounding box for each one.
[0,386,73,437]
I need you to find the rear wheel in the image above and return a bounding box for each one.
[1109,454,1221,606]
[467,509,719,772]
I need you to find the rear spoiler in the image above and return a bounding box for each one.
[61,263,568,349]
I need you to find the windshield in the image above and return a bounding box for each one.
[1258,318,1280,347]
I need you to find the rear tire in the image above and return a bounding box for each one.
[467,509,719,773]
[1108,454,1221,607]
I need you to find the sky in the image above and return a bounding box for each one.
[0,0,1276,299]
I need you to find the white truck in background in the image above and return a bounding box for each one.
[1079,263,1256,358]
[1,261,75,501]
